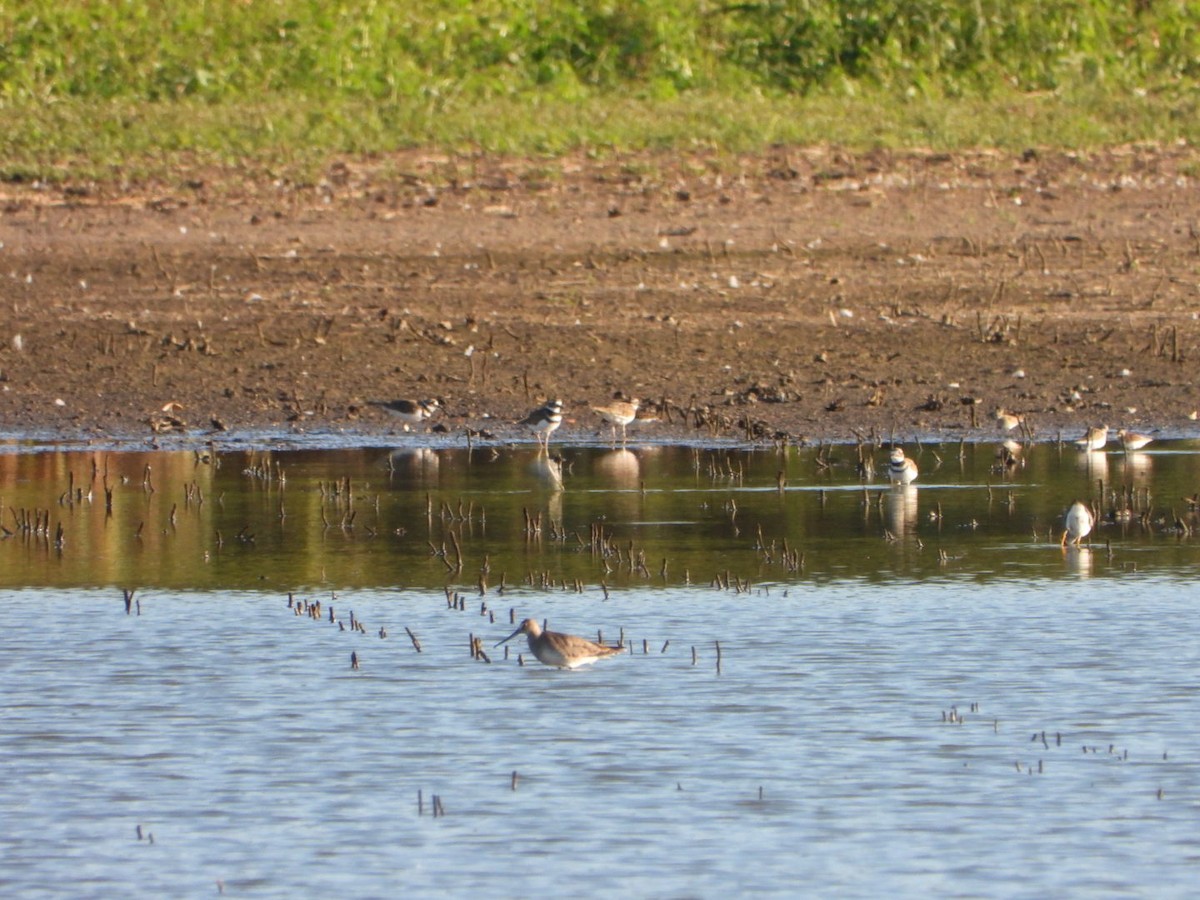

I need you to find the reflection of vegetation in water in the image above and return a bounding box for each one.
[2,441,1199,591]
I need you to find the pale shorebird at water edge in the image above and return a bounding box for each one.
[1061,500,1094,547]
[591,396,640,446]
[1116,429,1153,452]
[495,618,626,669]
[1073,425,1108,451]
[994,408,1025,432]
[887,447,918,484]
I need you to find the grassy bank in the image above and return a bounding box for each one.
[1,1,1197,181]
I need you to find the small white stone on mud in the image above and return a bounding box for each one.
[1012,368,1026,378]
[54,398,66,407]
[839,309,854,318]
[1119,368,1132,377]
[728,275,740,288]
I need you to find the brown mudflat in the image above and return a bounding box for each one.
[1,146,1197,446]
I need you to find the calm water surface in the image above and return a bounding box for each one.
[2,439,1200,896]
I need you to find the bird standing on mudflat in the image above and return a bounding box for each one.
[591,397,639,446]
[495,618,625,669]
[376,397,440,431]
[518,399,564,449]
[994,409,1025,432]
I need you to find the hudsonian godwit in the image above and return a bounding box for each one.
[495,618,625,669]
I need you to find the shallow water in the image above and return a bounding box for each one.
[3,439,1200,896]
[2,439,1198,589]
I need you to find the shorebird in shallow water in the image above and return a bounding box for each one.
[1116,429,1153,452]
[495,618,625,669]
[518,399,564,449]
[887,447,919,484]
[1073,425,1108,452]
[591,397,639,446]
[1061,500,1094,547]
[377,397,440,431]
[994,439,1023,472]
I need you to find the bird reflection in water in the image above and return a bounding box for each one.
[1063,545,1093,578]
[595,449,640,488]
[387,448,440,482]
[885,484,919,536]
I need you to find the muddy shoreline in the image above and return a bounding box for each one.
[2,147,1199,450]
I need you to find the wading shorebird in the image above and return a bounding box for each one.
[591,397,640,446]
[495,618,625,669]
[518,399,564,449]
[376,397,440,431]
[887,447,919,484]
[1116,429,1153,452]
[1061,500,1094,547]
[994,439,1023,472]
[1073,425,1108,452]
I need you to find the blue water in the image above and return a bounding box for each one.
[3,576,1198,897]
